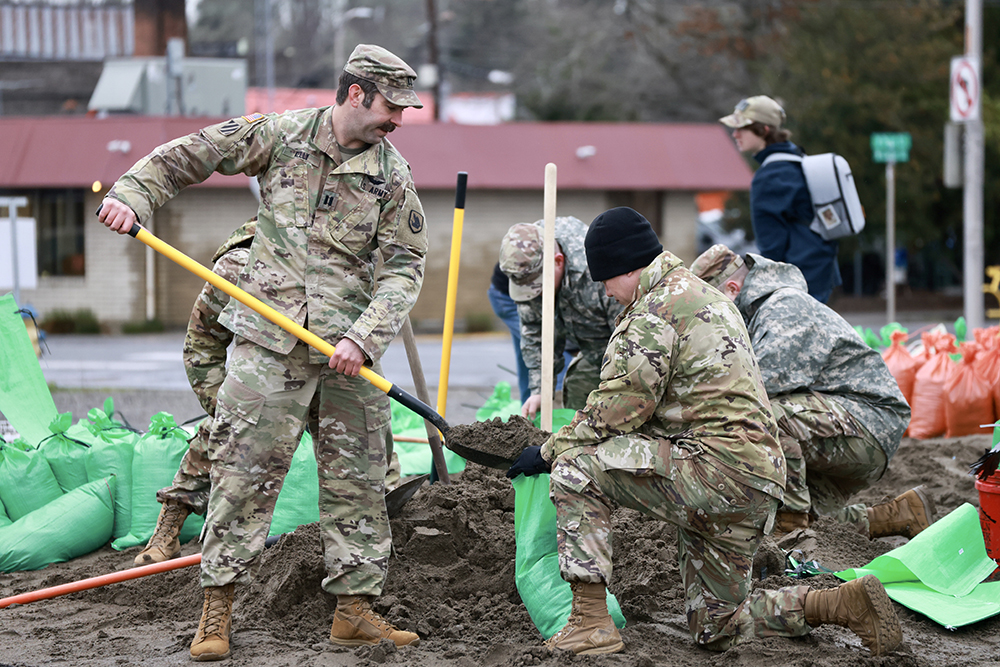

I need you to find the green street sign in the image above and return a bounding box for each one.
[871,132,911,163]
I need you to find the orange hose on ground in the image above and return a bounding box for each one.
[0,553,202,609]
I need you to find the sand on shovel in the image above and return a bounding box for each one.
[444,415,551,469]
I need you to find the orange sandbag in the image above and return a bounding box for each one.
[944,343,996,438]
[882,330,920,405]
[908,332,958,439]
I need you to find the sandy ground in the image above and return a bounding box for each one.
[1,401,998,666]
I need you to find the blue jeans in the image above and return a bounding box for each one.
[488,285,530,403]
[488,285,571,403]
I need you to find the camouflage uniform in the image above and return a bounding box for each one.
[499,217,623,409]
[155,221,256,515]
[108,97,426,594]
[731,254,909,534]
[541,251,813,650]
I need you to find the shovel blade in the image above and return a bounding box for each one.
[386,473,430,517]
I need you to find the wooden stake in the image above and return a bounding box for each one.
[541,163,557,433]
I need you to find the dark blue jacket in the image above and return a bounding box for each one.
[750,142,842,303]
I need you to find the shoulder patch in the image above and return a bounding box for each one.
[219,119,240,136]
[408,210,424,234]
[242,113,267,124]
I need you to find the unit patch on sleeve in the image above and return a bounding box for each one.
[408,210,424,234]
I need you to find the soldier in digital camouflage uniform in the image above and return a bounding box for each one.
[498,217,623,420]
[691,245,932,539]
[98,44,426,660]
[507,208,902,657]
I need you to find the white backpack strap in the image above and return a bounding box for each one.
[761,153,804,167]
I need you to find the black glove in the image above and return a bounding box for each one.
[506,445,552,479]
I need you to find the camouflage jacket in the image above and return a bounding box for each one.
[516,217,623,396]
[542,251,785,500]
[109,107,427,364]
[735,255,910,458]
[182,220,257,416]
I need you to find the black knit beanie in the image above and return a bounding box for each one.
[585,207,663,282]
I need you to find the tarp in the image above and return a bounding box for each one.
[0,293,58,446]
[837,503,1000,628]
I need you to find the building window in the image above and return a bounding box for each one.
[0,189,86,277]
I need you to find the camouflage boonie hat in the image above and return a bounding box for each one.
[344,44,423,108]
[719,95,785,129]
[499,222,546,302]
[691,244,745,288]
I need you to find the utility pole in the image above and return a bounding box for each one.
[962,0,985,330]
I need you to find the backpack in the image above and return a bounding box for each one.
[762,152,866,241]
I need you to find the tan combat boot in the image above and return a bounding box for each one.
[867,485,935,539]
[804,575,902,656]
[545,582,624,655]
[133,499,190,566]
[190,584,235,661]
[771,511,811,538]
[330,595,420,647]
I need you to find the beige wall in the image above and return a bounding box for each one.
[25,187,697,332]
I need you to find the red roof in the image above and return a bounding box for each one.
[0,116,751,192]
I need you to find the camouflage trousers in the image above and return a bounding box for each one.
[549,441,812,650]
[156,417,214,515]
[200,337,393,596]
[157,418,402,510]
[562,353,602,411]
[772,392,887,535]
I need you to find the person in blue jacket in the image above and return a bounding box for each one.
[720,96,841,303]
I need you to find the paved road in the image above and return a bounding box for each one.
[35,331,521,427]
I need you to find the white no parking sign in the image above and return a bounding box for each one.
[950,56,980,122]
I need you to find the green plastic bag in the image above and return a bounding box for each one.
[0,476,116,572]
[37,412,91,492]
[0,293,59,447]
[84,428,135,541]
[111,413,204,550]
[511,473,626,638]
[0,494,11,528]
[269,431,320,536]
[475,381,522,423]
[0,444,64,521]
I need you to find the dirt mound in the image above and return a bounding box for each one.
[1,433,998,667]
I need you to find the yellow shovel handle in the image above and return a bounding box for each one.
[113,219,448,434]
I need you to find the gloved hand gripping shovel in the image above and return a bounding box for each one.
[108,216,451,437]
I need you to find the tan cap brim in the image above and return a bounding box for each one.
[508,274,543,302]
[719,111,752,129]
[378,84,423,109]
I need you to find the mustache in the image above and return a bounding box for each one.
[379,122,396,133]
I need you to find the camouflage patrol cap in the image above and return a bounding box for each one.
[719,95,785,129]
[499,222,546,302]
[690,244,745,288]
[344,44,423,108]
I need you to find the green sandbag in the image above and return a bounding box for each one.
[0,292,59,447]
[269,431,320,536]
[0,444,64,521]
[475,381,521,423]
[84,429,135,541]
[37,412,91,492]
[0,476,116,572]
[111,413,204,550]
[0,494,11,528]
[511,473,626,639]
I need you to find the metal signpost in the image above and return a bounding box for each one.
[871,133,911,325]
[952,0,984,330]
